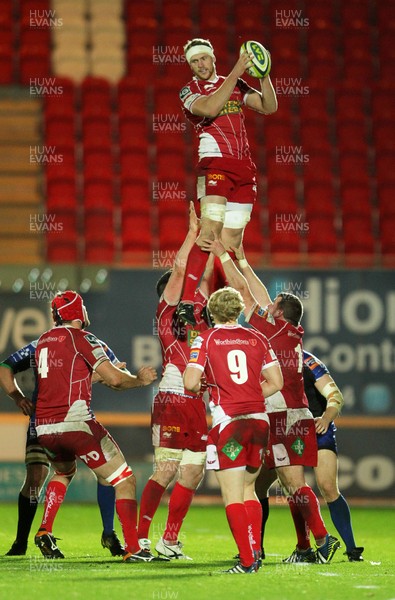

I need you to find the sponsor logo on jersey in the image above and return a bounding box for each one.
[179,86,191,100]
[189,350,199,362]
[84,333,100,347]
[163,425,180,433]
[221,438,243,461]
[208,173,225,181]
[213,338,250,345]
[287,330,300,338]
[291,437,305,456]
[188,329,199,347]
[92,347,106,360]
[218,100,242,116]
[208,180,218,186]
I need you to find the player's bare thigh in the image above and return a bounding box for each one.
[314,449,340,502]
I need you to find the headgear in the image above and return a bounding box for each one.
[51,291,86,326]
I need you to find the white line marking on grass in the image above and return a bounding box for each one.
[354,586,379,589]
[317,572,340,576]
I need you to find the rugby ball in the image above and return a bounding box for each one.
[240,40,271,78]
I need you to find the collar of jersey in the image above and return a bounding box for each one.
[194,75,220,84]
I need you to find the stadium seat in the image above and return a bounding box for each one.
[380,218,395,263]
[375,151,395,184]
[84,231,116,264]
[299,120,331,152]
[46,231,79,263]
[303,150,334,184]
[303,182,336,219]
[335,88,366,121]
[378,183,395,220]
[306,216,339,266]
[373,121,395,153]
[340,183,372,218]
[158,213,189,251]
[336,121,368,152]
[269,226,303,266]
[19,47,51,84]
[81,76,113,110]
[342,215,376,265]
[120,150,150,182]
[0,46,13,83]
[122,213,152,255]
[84,181,114,211]
[118,120,149,153]
[338,152,370,186]
[121,180,152,214]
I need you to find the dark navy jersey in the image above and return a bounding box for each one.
[303,350,330,418]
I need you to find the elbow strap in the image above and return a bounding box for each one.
[321,382,344,415]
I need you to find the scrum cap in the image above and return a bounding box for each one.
[51,290,85,325]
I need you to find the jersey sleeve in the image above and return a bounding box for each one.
[98,339,120,365]
[237,77,255,103]
[246,305,281,336]
[75,331,109,370]
[180,80,202,112]
[186,334,207,372]
[303,350,329,383]
[0,340,38,373]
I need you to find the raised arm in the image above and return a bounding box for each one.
[232,245,272,307]
[0,364,33,416]
[314,373,345,434]
[189,53,254,118]
[162,201,199,305]
[200,236,257,315]
[245,75,278,115]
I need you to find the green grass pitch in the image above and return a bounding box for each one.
[0,503,393,600]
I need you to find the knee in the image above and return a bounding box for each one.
[151,463,177,488]
[179,467,204,490]
[317,480,339,503]
[116,472,136,497]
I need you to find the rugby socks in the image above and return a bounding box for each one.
[181,244,208,303]
[163,483,195,543]
[244,499,262,552]
[97,482,116,535]
[137,479,166,539]
[226,503,255,567]
[287,495,311,550]
[40,481,67,533]
[15,492,38,544]
[116,498,139,554]
[291,486,327,543]
[259,496,270,550]
[327,494,356,552]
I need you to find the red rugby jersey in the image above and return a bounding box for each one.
[187,323,278,426]
[157,289,208,394]
[247,306,308,411]
[35,326,108,424]
[180,75,255,160]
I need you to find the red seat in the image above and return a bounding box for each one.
[336,121,368,152]
[380,218,395,257]
[306,216,339,265]
[304,182,336,219]
[308,58,340,83]
[121,180,152,213]
[122,213,152,253]
[46,232,79,263]
[307,30,337,56]
[120,150,150,182]
[19,47,50,84]
[338,152,369,186]
[335,88,366,121]
[297,89,329,122]
[299,120,330,152]
[342,58,374,86]
[378,183,395,220]
[375,151,395,184]
[267,181,298,215]
[268,226,302,266]
[303,151,334,184]
[264,121,293,149]
[119,119,149,152]
[155,150,186,178]
[342,215,375,259]
[340,183,372,218]
[243,211,264,254]
[81,76,112,110]
[162,0,192,20]
[84,228,115,263]
[0,46,13,83]
[84,181,114,211]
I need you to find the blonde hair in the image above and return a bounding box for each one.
[208,287,245,324]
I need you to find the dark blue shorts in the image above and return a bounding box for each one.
[317,421,338,454]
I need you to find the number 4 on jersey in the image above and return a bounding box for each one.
[38,347,49,378]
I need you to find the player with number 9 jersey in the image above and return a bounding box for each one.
[189,324,279,427]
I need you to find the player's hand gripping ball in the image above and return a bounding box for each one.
[240,40,271,78]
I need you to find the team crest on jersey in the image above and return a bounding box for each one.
[250,339,257,346]
[84,333,100,347]
[58,336,66,342]
[180,86,191,100]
